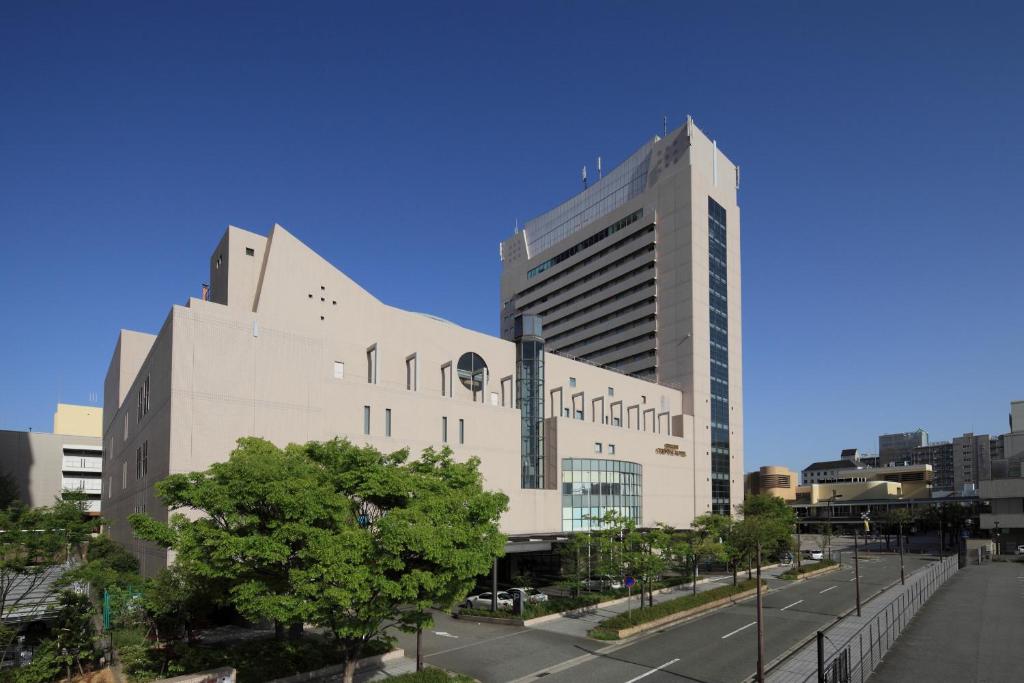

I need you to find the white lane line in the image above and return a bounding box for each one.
[721,621,757,639]
[623,658,680,683]
[780,599,804,611]
[849,578,857,582]
[819,586,837,594]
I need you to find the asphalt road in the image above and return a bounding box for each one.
[397,553,938,683]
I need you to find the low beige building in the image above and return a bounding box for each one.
[0,404,103,513]
[744,465,796,501]
[102,225,713,575]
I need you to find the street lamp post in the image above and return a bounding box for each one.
[898,517,905,585]
[828,490,843,561]
[993,520,1001,555]
[853,527,862,617]
[796,520,802,572]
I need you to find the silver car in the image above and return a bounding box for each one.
[463,591,513,610]
[507,587,549,604]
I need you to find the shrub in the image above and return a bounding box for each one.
[596,579,763,632]
[779,560,837,580]
[387,669,474,682]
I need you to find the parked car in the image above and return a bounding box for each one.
[1016,544,1024,555]
[463,591,513,610]
[507,587,549,604]
[803,549,824,561]
[582,575,623,591]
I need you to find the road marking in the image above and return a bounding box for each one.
[425,628,527,657]
[433,631,458,638]
[819,586,837,594]
[849,578,857,582]
[780,600,803,611]
[623,658,680,683]
[721,621,757,639]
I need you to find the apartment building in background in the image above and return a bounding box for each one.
[0,403,103,514]
[981,400,1024,553]
[499,118,744,515]
[878,429,928,466]
[102,225,705,575]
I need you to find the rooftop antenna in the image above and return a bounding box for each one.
[597,156,602,179]
[663,114,668,137]
[582,164,588,189]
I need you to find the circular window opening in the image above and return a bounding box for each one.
[457,352,488,392]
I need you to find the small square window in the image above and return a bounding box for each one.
[594,443,602,453]
[609,444,616,455]
[569,377,577,388]
[333,361,345,379]
[245,247,255,256]
[608,387,614,397]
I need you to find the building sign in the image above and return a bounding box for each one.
[656,443,686,457]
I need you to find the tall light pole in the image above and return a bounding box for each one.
[993,520,1001,555]
[828,490,843,560]
[755,540,765,683]
[795,519,802,572]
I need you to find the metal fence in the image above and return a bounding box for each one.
[810,554,958,683]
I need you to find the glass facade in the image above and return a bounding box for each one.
[515,315,545,488]
[561,458,642,530]
[708,197,731,515]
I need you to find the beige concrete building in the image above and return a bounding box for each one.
[980,400,1024,553]
[0,404,103,513]
[795,463,934,505]
[102,225,705,575]
[499,118,743,515]
[744,465,796,501]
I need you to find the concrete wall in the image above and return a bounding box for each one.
[104,225,701,574]
[0,430,101,508]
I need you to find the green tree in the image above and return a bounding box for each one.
[62,534,141,596]
[689,514,728,595]
[735,494,796,683]
[53,590,96,680]
[0,495,93,666]
[132,438,508,683]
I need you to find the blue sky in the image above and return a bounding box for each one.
[1,1,1021,472]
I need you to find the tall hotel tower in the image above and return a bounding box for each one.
[499,118,743,514]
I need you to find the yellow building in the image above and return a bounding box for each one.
[53,403,102,437]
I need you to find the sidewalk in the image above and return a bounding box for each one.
[871,562,1024,682]
[530,565,792,639]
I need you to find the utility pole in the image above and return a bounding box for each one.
[756,541,765,682]
[854,528,862,617]
[796,520,802,572]
[899,517,905,585]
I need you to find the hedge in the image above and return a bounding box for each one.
[596,578,764,631]
[779,560,837,579]
[387,669,475,682]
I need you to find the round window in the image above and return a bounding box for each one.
[457,352,488,392]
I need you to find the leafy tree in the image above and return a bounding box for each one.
[0,495,93,666]
[132,438,508,683]
[62,534,141,596]
[689,514,728,595]
[53,590,96,680]
[735,494,796,683]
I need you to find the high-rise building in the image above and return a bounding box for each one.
[878,429,928,466]
[911,441,954,491]
[951,433,993,493]
[498,118,743,514]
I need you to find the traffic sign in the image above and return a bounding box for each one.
[624,576,636,588]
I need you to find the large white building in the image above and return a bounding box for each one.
[499,118,744,514]
[103,225,705,575]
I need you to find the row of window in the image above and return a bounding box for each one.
[708,197,731,516]
[360,406,466,445]
[519,236,655,312]
[536,263,656,331]
[526,209,645,279]
[136,375,151,423]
